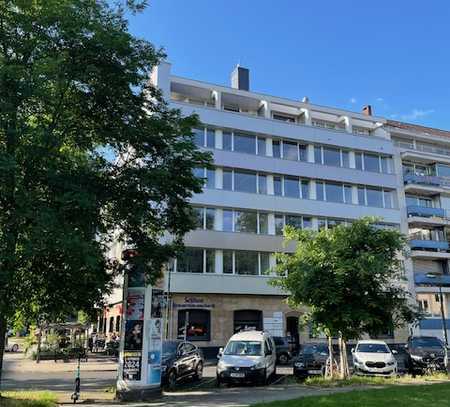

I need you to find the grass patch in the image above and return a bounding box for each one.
[0,391,57,407]
[252,382,450,406]
[303,373,450,387]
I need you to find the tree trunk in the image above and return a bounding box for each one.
[327,335,334,378]
[0,314,7,395]
[36,326,42,364]
[338,336,344,379]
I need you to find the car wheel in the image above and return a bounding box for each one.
[258,368,267,386]
[167,370,177,390]
[11,344,19,352]
[194,362,203,381]
[278,353,289,365]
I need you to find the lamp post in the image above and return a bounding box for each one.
[426,273,448,346]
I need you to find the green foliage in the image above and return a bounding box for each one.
[0,391,57,407]
[272,217,421,340]
[0,0,210,329]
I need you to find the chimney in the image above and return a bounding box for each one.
[231,65,250,91]
[362,105,373,116]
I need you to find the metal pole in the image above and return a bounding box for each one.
[439,284,448,346]
[184,311,189,342]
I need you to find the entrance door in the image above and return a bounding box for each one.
[286,316,299,354]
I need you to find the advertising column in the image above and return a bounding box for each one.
[117,256,165,400]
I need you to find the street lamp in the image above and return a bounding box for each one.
[426,273,448,346]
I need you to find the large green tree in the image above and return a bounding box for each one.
[0,0,210,385]
[272,217,421,378]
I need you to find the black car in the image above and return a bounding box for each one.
[405,336,448,375]
[161,340,204,389]
[273,336,292,364]
[293,343,336,378]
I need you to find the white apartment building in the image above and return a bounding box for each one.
[389,121,450,342]
[150,63,406,355]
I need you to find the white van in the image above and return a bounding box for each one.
[216,330,277,386]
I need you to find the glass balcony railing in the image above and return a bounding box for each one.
[404,173,442,187]
[415,273,450,286]
[409,239,449,251]
[407,205,446,218]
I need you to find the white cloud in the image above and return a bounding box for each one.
[349,97,357,104]
[376,97,384,102]
[400,108,435,121]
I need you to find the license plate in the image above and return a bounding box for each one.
[230,373,245,378]
[308,369,322,375]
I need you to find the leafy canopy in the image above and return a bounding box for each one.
[272,218,420,340]
[0,0,210,325]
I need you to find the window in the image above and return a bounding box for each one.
[235,250,259,275]
[234,170,257,193]
[206,169,215,189]
[223,169,233,190]
[384,191,394,209]
[325,182,344,203]
[223,250,233,274]
[314,146,322,164]
[283,141,298,161]
[234,133,256,154]
[258,174,267,194]
[260,253,271,275]
[274,176,282,196]
[206,129,215,148]
[323,147,341,167]
[286,215,303,229]
[284,176,300,198]
[223,132,232,151]
[301,180,310,199]
[342,150,350,168]
[355,153,363,170]
[303,217,312,229]
[205,208,215,229]
[273,113,295,123]
[234,210,257,233]
[257,137,266,156]
[205,249,215,273]
[258,213,269,234]
[275,214,284,235]
[177,248,204,273]
[299,144,307,161]
[177,309,210,341]
[109,317,114,333]
[234,310,263,333]
[344,185,353,204]
[193,207,204,228]
[223,209,233,232]
[115,316,121,332]
[366,187,383,208]
[381,156,391,173]
[364,153,380,172]
[272,140,281,158]
[318,218,327,230]
[316,181,324,201]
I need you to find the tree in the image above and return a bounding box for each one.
[272,217,421,378]
[0,0,211,386]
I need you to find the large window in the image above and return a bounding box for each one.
[275,214,313,235]
[234,210,258,233]
[283,141,299,161]
[284,176,300,198]
[193,207,216,230]
[223,169,259,194]
[221,131,266,156]
[315,145,350,168]
[358,186,395,208]
[176,248,215,273]
[222,251,272,275]
[234,133,256,154]
[177,309,210,341]
[193,127,215,148]
[222,210,269,234]
[194,167,215,189]
[355,152,392,174]
[234,310,263,333]
[316,182,352,204]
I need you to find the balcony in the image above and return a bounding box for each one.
[403,173,447,195]
[409,239,449,251]
[415,273,450,286]
[407,205,445,218]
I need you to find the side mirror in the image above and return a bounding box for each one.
[392,349,398,354]
[351,348,355,353]
[404,344,408,349]
[217,347,223,358]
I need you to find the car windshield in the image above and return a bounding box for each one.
[411,338,443,348]
[357,343,389,353]
[224,340,262,356]
[162,341,179,357]
[303,344,328,355]
[273,337,286,346]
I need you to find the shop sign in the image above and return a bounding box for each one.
[173,296,215,309]
[123,351,141,380]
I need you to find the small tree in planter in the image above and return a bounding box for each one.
[272,217,421,379]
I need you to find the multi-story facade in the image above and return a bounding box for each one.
[151,62,407,354]
[388,121,450,341]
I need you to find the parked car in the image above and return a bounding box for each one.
[216,330,276,386]
[161,340,204,389]
[293,343,337,378]
[4,334,19,353]
[352,340,397,377]
[273,336,292,364]
[405,336,448,375]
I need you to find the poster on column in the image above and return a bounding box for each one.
[147,315,163,385]
[123,351,142,380]
[126,290,145,320]
[124,320,144,351]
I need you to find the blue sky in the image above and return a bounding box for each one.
[128,0,450,129]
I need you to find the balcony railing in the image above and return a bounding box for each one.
[395,139,450,158]
[415,273,450,286]
[409,239,449,251]
[403,173,450,189]
[407,205,446,218]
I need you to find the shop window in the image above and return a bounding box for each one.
[177,309,210,341]
[234,310,263,333]
[115,315,121,332]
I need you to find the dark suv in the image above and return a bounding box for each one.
[405,336,448,375]
[273,336,292,364]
